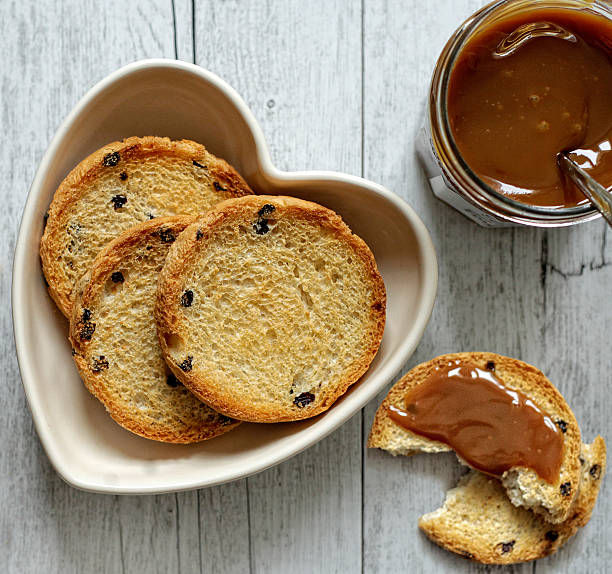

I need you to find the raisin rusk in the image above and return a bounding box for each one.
[369,352,607,564]
[417,438,606,564]
[369,353,583,524]
[69,216,240,443]
[41,136,253,317]
[155,195,386,423]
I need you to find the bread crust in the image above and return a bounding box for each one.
[155,195,386,423]
[41,136,252,317]
[368,352,582,523]
[69,216,240,443]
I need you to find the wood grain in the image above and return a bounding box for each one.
[172,0,195,62]
[362,1,610,573]
[1,0,610,573]
[0,1,185,573]
[192,1,363,572]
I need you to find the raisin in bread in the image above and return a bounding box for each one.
[419,437,606,564]
[368,353,582,524]
[155,195,386,423]
[69,217,240,443]
[41,136,252,317]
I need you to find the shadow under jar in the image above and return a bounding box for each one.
[417,0,612,227]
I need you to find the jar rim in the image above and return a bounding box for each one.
[430,0,612,224]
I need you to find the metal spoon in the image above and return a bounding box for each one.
[558,153,612,227]
[495,24,612,225]
[493,21,576,59]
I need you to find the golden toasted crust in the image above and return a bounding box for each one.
[368,353,582,523]
[69,216,240,443]
[155,195,386,423]
[419,437,606,564]
[41,136,252,317]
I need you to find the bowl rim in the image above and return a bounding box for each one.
[12,58,438,494]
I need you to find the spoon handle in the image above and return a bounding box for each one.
[559,154,612,227]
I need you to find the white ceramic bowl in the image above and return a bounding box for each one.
[12,59,437,494]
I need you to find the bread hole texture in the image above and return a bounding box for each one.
[41,137,251,317]
[164,197,386,423]
[71,218,238,443]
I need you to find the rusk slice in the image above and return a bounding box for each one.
[69,217,240,443]
[368,353,582,524]
[41,136,252,317]
[419,437,606,564]
[155,195,386,423]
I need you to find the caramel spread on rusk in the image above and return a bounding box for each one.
[448,8,612,207]
[388,361,564,483]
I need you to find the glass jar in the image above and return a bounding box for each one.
[416,0,612,227]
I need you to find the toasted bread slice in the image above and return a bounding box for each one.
[69,217,240,443]
[41,136,252,317]
[368,353,582,523]
[155,195,386,423]
[419,437,606,564]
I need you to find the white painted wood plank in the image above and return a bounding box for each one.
[169,7,252,573]
[0,2,190,573]
[246,415,362,574]
[197,481,250,574]
[115,495,182,573]
[173,0,195,62]
[174,491,205,574]
[362,0,610,572]
[193,1,363,572]
[535,222,612,574]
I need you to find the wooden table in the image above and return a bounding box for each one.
[2,1,610,572]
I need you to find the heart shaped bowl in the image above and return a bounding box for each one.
[12,59,437,494]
